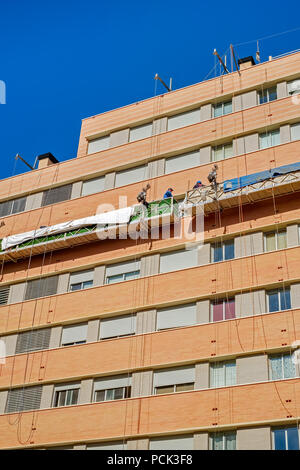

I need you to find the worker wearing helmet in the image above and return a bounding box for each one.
[163,188,174,199]
[193,180,203,189]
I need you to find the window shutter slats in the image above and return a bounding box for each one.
[69,270,94,285]
[25,276,58,300]
[0,200,13,218]
[115,165,146,188]
[5,386,42,413]
[159,249,197,274]
[41,184,72,207]
[16,328,51,354]
[0,286,10,305]
[150,435,194,450]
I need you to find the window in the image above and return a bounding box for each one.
[269,353,296,380]
[156,303,196,331]
[41,184,72,207]
[264,230,287,252]
[212,142,233,161]
[5,386,42,413]
[150,435,194,450]
[159,248,197,274]
[61,323,88,346]
[25,275,58,301]
[99,314,136,340]
[209,432,236,450]
[53,384,80,407]
[167,109,201,131]
[272,427,299,450]
[93,375,131,402]
[82,176,105,196]
[287,79,300,96]
[259,129,280,149]
[69,270,94,292]
[115,165,147,188]
[211,298,235,322]
[213,100,232,118]
[0,286,10,305]
[88,135,110,154]
[210,360,236,388]
[291,123,300,141]
[129,123,152,142]
[105,260,140,284]
[211,240,235,263]
[258,86,277,104]
[153,366,195,395]
[16,328,51,354]
[267,288,291,313]
[0,196,26,218]
[165,151,201,175]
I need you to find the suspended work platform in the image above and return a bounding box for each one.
[184,165,300,214]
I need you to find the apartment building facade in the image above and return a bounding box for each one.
[0,51,300,449]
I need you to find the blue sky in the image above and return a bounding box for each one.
[0,0,299,180]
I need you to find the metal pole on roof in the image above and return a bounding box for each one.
[213,49,229,74]
[230,44,241,75]
[154,74,171,92]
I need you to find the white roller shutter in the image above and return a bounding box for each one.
[106,260,140,277]
[115,165,146,187]
[168,109,200,131]
[165,151,200,174]
[82,176,105,196]
[153,366,195,387]
[150,435,194,450]
[100,314,136,339]
[88,136,110,154]
[69,270,94,285]
[159,249,197,273]
[129,123,152,142]
[54,382,80,392]
[61,324,88,345]
[94,374,132,391]
[157,304,196,330]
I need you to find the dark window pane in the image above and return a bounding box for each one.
[58,391,66,407]
[259,91,268,104]
[280,289,291,310]
[0,200,13,218]
[70,283,82,291]
[213,301,223,322]
[82,280,93,289]
[95,390,105,402]
[106,389,114,401]
[268,291,279,312]
[287,427,299,450]
[70,389,79,405]
[274,428,286,450]
[213,244,223,262]
[224,240,234,260]
[268,87,277,102]
[11,197,26,214]
[42,184,72,207]
[225,299,235,319]
[114,388,124,400]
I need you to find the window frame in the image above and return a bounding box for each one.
[106,270,140,285]
[259,129,280,149]
[155,382,194,395]
[211,239,235,263]
[210,360,236,388]
[258,86,277,105]
[266,288,291,313]
[209,431,237,450]
[272,426,300,450]
[264,230,287,252]
[210,298,236,322]
[269,353,297,381]
[94,386,131,402]
[212,142,233,161]
[53,388,79,408]
[213,100,232,118]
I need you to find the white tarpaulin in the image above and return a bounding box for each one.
[1,206,134,250]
